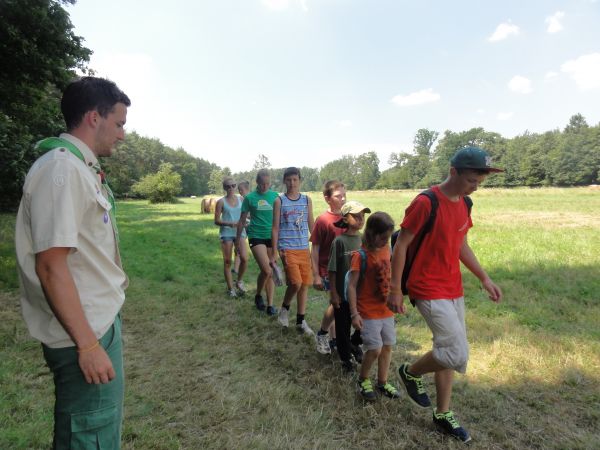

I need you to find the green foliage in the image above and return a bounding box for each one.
[0,0,91,211]
[101,132,218,198]
[131,163,182,203]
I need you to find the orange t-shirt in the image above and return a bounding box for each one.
[350,246,393,319]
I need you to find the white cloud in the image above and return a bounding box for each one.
[391,88,441,107]
[488,22,520,42]
[546,11,565,33]
[476,108,485,114]
[561,53,600,90]
[497,112,514,121]
[335,120,353,128]
[508,75,533,94]
[544,71,558,80]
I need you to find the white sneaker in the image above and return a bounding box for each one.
[227,289,237,298]
[278,308,289,327]
[235,280,247,295]
[297,320,314,336]
[316,333,331,354]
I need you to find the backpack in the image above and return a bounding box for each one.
[391,189,472,300]
[343,248,367,302]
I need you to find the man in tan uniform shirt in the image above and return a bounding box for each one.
[15,77,130,449]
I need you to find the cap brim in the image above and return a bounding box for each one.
[333,218,348,228]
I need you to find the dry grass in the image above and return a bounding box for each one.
[1,187,599,449]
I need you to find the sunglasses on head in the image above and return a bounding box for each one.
[224,184,236,189]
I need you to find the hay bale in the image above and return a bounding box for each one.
[201,196,219,214]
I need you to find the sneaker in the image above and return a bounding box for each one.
[357,378,377,402]
[296,320,314,336]
[329,338,337,352]
[398,363,431,408]
[377,382,401,399]
[433,410,472,443]
[227,289,237,298]
[235,281,247,295]
[350,344,363,363]
[254,295,266,311]
[278,308,289,327]
[315,333,331,354]
[266,305,278,316]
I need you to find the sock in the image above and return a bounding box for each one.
[317,328,328,336]
[282,304,290,311]
[296,314,305,325]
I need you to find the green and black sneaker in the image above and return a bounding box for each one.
[357,378,377,402]
[377,382,401,399]
[433,409,472,443]
[398,363,431,408]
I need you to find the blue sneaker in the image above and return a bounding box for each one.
[254,294,266,311]
[398,363,431,408]
[433,409,472,443]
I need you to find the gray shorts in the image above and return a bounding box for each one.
[361,317,396,350]
[416,297,469,374]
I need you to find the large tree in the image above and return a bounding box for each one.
[0,0,91,211]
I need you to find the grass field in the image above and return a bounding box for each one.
[1,187,599,449]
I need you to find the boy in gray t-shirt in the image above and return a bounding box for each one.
[328,201,370,371]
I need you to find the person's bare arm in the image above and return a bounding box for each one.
[35,247,115,384]
[307,196,315,233]
[459,236,502,302]
[347,270,362,330]
[328,271,340,308]
[271,197,281,263]
[386,228,415,314]
[311,243,323,290]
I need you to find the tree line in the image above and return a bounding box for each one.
[1,1,598,209]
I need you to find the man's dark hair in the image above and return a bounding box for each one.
[61,76,131,130]
[283,167,301,180]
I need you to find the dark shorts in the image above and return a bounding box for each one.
[249,238,272,248]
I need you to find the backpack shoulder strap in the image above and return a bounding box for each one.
[358,248,367,279]
[419,189,439,234]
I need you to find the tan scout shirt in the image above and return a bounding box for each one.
[15,133,127,348]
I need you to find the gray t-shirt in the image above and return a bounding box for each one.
[328,233,362,302]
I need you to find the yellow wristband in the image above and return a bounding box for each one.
[77,341,100,354]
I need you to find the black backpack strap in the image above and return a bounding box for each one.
[401,189,438,299]
[463,195,473,216]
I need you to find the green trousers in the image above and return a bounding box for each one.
[43,315,124,450]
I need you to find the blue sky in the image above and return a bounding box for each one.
[67,0,600,172]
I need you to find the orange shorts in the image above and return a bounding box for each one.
[279,249,313,286]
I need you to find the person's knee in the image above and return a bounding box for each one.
[224,258,232,269]
[261,266,273,277]
[239,254,249,264]
[288,282,302,292]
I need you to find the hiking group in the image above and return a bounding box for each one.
[216,151,503,444]
[15,76,503,448]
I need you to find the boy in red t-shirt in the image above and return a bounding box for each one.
[310,180,346,354]
[388,146,503,443]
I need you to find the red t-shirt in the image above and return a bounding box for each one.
[350,246,394,320]
[310,210,343,277]
[400,185,473,300]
